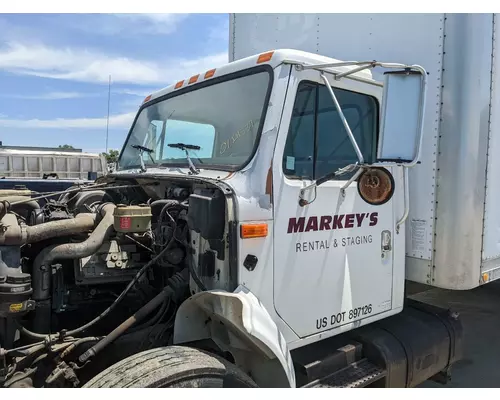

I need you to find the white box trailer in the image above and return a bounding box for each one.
[229,13,500,290]
[0,148,107,180]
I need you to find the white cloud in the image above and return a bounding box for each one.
[68,14,189,36]
[0,112,136,129]
[3,91,95,100]
[113,88,156,97]
[113,13,189,35]
[0,42,227,86]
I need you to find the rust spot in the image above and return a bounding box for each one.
[221,171,235,180]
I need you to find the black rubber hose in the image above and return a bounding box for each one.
[58,337,102,361]
[149,199,179,221]
[127,297,170,334]
[78,269,189,363]
[15,323,53,340]
[32,204,115,301]
[64,240,178,337]
[19,237,179,341]
[0,196,40,213]
[158,202,187,227]
[78,289,170,363]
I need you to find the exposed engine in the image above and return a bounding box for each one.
[0,178,229,388]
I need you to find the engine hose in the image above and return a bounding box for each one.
[32,204,115,302]
[158,202,187,227]
[127,297,170,334]
[155,201,187,248]
[14,322,53,340]
[25,213,96,244]
[19,235,181,341]
[0,196,40,220]
[78,290,169,363]
[0,213,96,246]
[58,337,102,361]
[150,199,179,221]
[78,269,189,363]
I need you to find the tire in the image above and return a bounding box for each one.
[83,345,258,388]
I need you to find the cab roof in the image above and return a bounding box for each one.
[143,49,377,105]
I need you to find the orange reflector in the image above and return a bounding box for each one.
[204,69,216,79]
[257,51,274,64]
[483,272,489,283]
[241,223,268,239]
[175,80,184,89]
[143,94,152,103]
[188,74,199,84]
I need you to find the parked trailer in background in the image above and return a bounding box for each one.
[0,147,107,180]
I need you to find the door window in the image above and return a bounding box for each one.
[282,80,378,180]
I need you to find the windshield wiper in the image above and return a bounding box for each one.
[167,143,201,175]
[131,144,155,172]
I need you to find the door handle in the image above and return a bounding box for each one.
[381,230,392,259]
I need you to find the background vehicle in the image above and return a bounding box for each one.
[0,144,107,180]
[1,13,496,388]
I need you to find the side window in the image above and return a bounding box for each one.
[282,83,316,180]
[282,81,378,181]
[315,85,377,179]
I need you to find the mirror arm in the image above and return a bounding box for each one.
[299,164,362,206]
[320,72,364,164]
[340,167,364,197]
[396,166,410,234]
[316,171,337,187]
[334,62,377,80]
[297,60,427,167]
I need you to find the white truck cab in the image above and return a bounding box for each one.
[2,16,475,389]
[118,50,421,344]
[90,48,458,388]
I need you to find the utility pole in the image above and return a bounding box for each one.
[105,74,111,153]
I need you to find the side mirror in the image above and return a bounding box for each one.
[377,69,426,165]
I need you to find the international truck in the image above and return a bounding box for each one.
[0,13,495,388]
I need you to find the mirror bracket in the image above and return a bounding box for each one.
[295,60,427,167]
[298,164,362,207]
[319,72,364,165]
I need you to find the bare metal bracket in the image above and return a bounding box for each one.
[396,167,409,234]
[319,72,364,165]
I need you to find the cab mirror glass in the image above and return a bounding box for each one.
[377,70,425,164]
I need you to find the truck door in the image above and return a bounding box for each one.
[272,67,398,339]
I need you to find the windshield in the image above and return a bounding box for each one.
[118,68,272,171]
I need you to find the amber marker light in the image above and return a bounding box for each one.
[241,223,268,239]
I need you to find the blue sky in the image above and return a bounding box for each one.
[0,13,229,153]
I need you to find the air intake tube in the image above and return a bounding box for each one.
[0,213,97,246]
[32,203,116,333]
